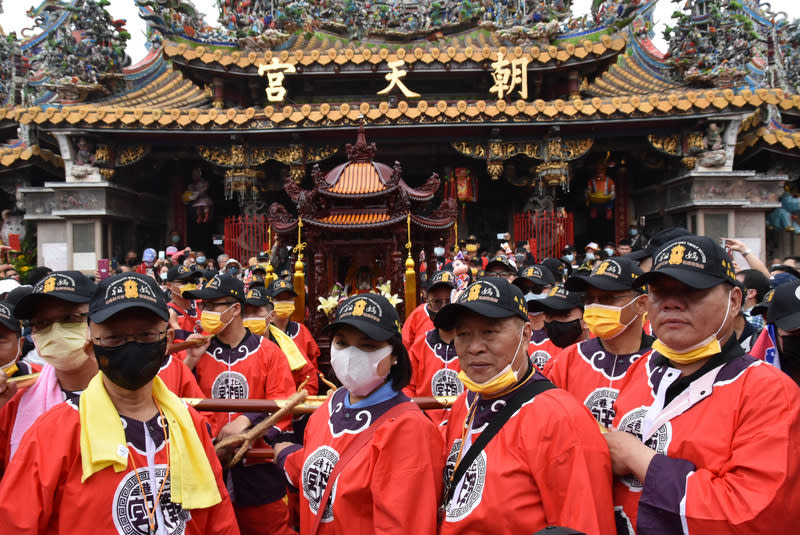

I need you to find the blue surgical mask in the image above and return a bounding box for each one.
[565,254,575,262]
[604,248,615,256]
[171,235,180,244]
[630,229,638,237]
[585,252,596,261]
[196,256,206,265]
[227,266,239,275]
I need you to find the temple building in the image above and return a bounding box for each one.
[0,0,799,276]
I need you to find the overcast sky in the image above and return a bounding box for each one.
[0,0,798,63]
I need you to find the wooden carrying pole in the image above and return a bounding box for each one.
[186,395,457,414]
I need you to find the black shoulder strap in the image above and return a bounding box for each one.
[443,377,556,506]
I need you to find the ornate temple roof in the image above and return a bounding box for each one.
[9,87,797,132]
[327,162,387,196]
[0,144,63,169]
[269,125,455,233]
[162,35,627,72]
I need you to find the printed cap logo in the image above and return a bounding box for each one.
[104,276,159,306]
[460,281,501,304]
[0,303,12,321]
[206,275,222,290]
[654,241,707,271]
[525,266,544,279]
[338,296,383,323]
[37,273,77,294]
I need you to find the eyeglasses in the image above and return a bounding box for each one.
[427,298,450,307]
[197,300,238,311]
[584,293,639,306]
[92,330,167,348]
[30,312,89,333]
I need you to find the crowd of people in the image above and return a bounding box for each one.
[0,227,798,534]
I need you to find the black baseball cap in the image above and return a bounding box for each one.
[527,284,584,313]
[89,273,169,324]
[14,271,96,319]
[0,301,21,334]
[636,235,740,290]
[434,277,528,330]
[5,285,32,307]
[428,270,457,291]
[628,227,694,262]
[566,257,643,292]
[244,286,272,307]
[183,272,245,303]
[257,251,270,261]
[269,278,297,298]
[751,288,775,316]
[766,280,800,331]
[514,264,555,287]
[541,257,569,281]
[166,264,201,283]
[322,293,400,341]
[485,255,517,274]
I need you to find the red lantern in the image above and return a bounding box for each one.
[455,168,474,202]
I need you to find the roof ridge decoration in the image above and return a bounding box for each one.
[10,0,132,105]
[345,123,376,163]
[143,0,650,52]
[663,0,790,91]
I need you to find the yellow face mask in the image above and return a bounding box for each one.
[583,295,641,340]
[1,361,17,377]
[200,305,235,335]
[273,301,295,319]
[243,317,267,335]
[457,367,519,398]
[456,326,526,398]
[179,282,198,294]
[652,289,732,365]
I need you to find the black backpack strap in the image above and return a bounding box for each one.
[442,377,556,507]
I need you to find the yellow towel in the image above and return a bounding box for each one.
[269,324,309,371]
[79,373,221,509]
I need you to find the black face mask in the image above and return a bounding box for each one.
[780,333,800,371]
[93,338,168,391]
[544,319,583,348]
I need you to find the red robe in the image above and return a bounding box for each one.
[440,370,615,535]
[0,398,239,534]
[280,388,444,535]
[158,355,220,437]
[193,332,296,507]
[402,303,434,350]
[404,328,463,425]
[285,321,321,371]
[169,300,200,340]
[611,340,800,533]
[527,328,561,370]
[542,335,652,429]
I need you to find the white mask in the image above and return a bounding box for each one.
[434,247,445,256]
[524,291,548,301]
[585,252,596,261]
[330,344,393,396]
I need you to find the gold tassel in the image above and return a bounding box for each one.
[404,214,416,319]
[264,225,275,287]
[292,218,306,323]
